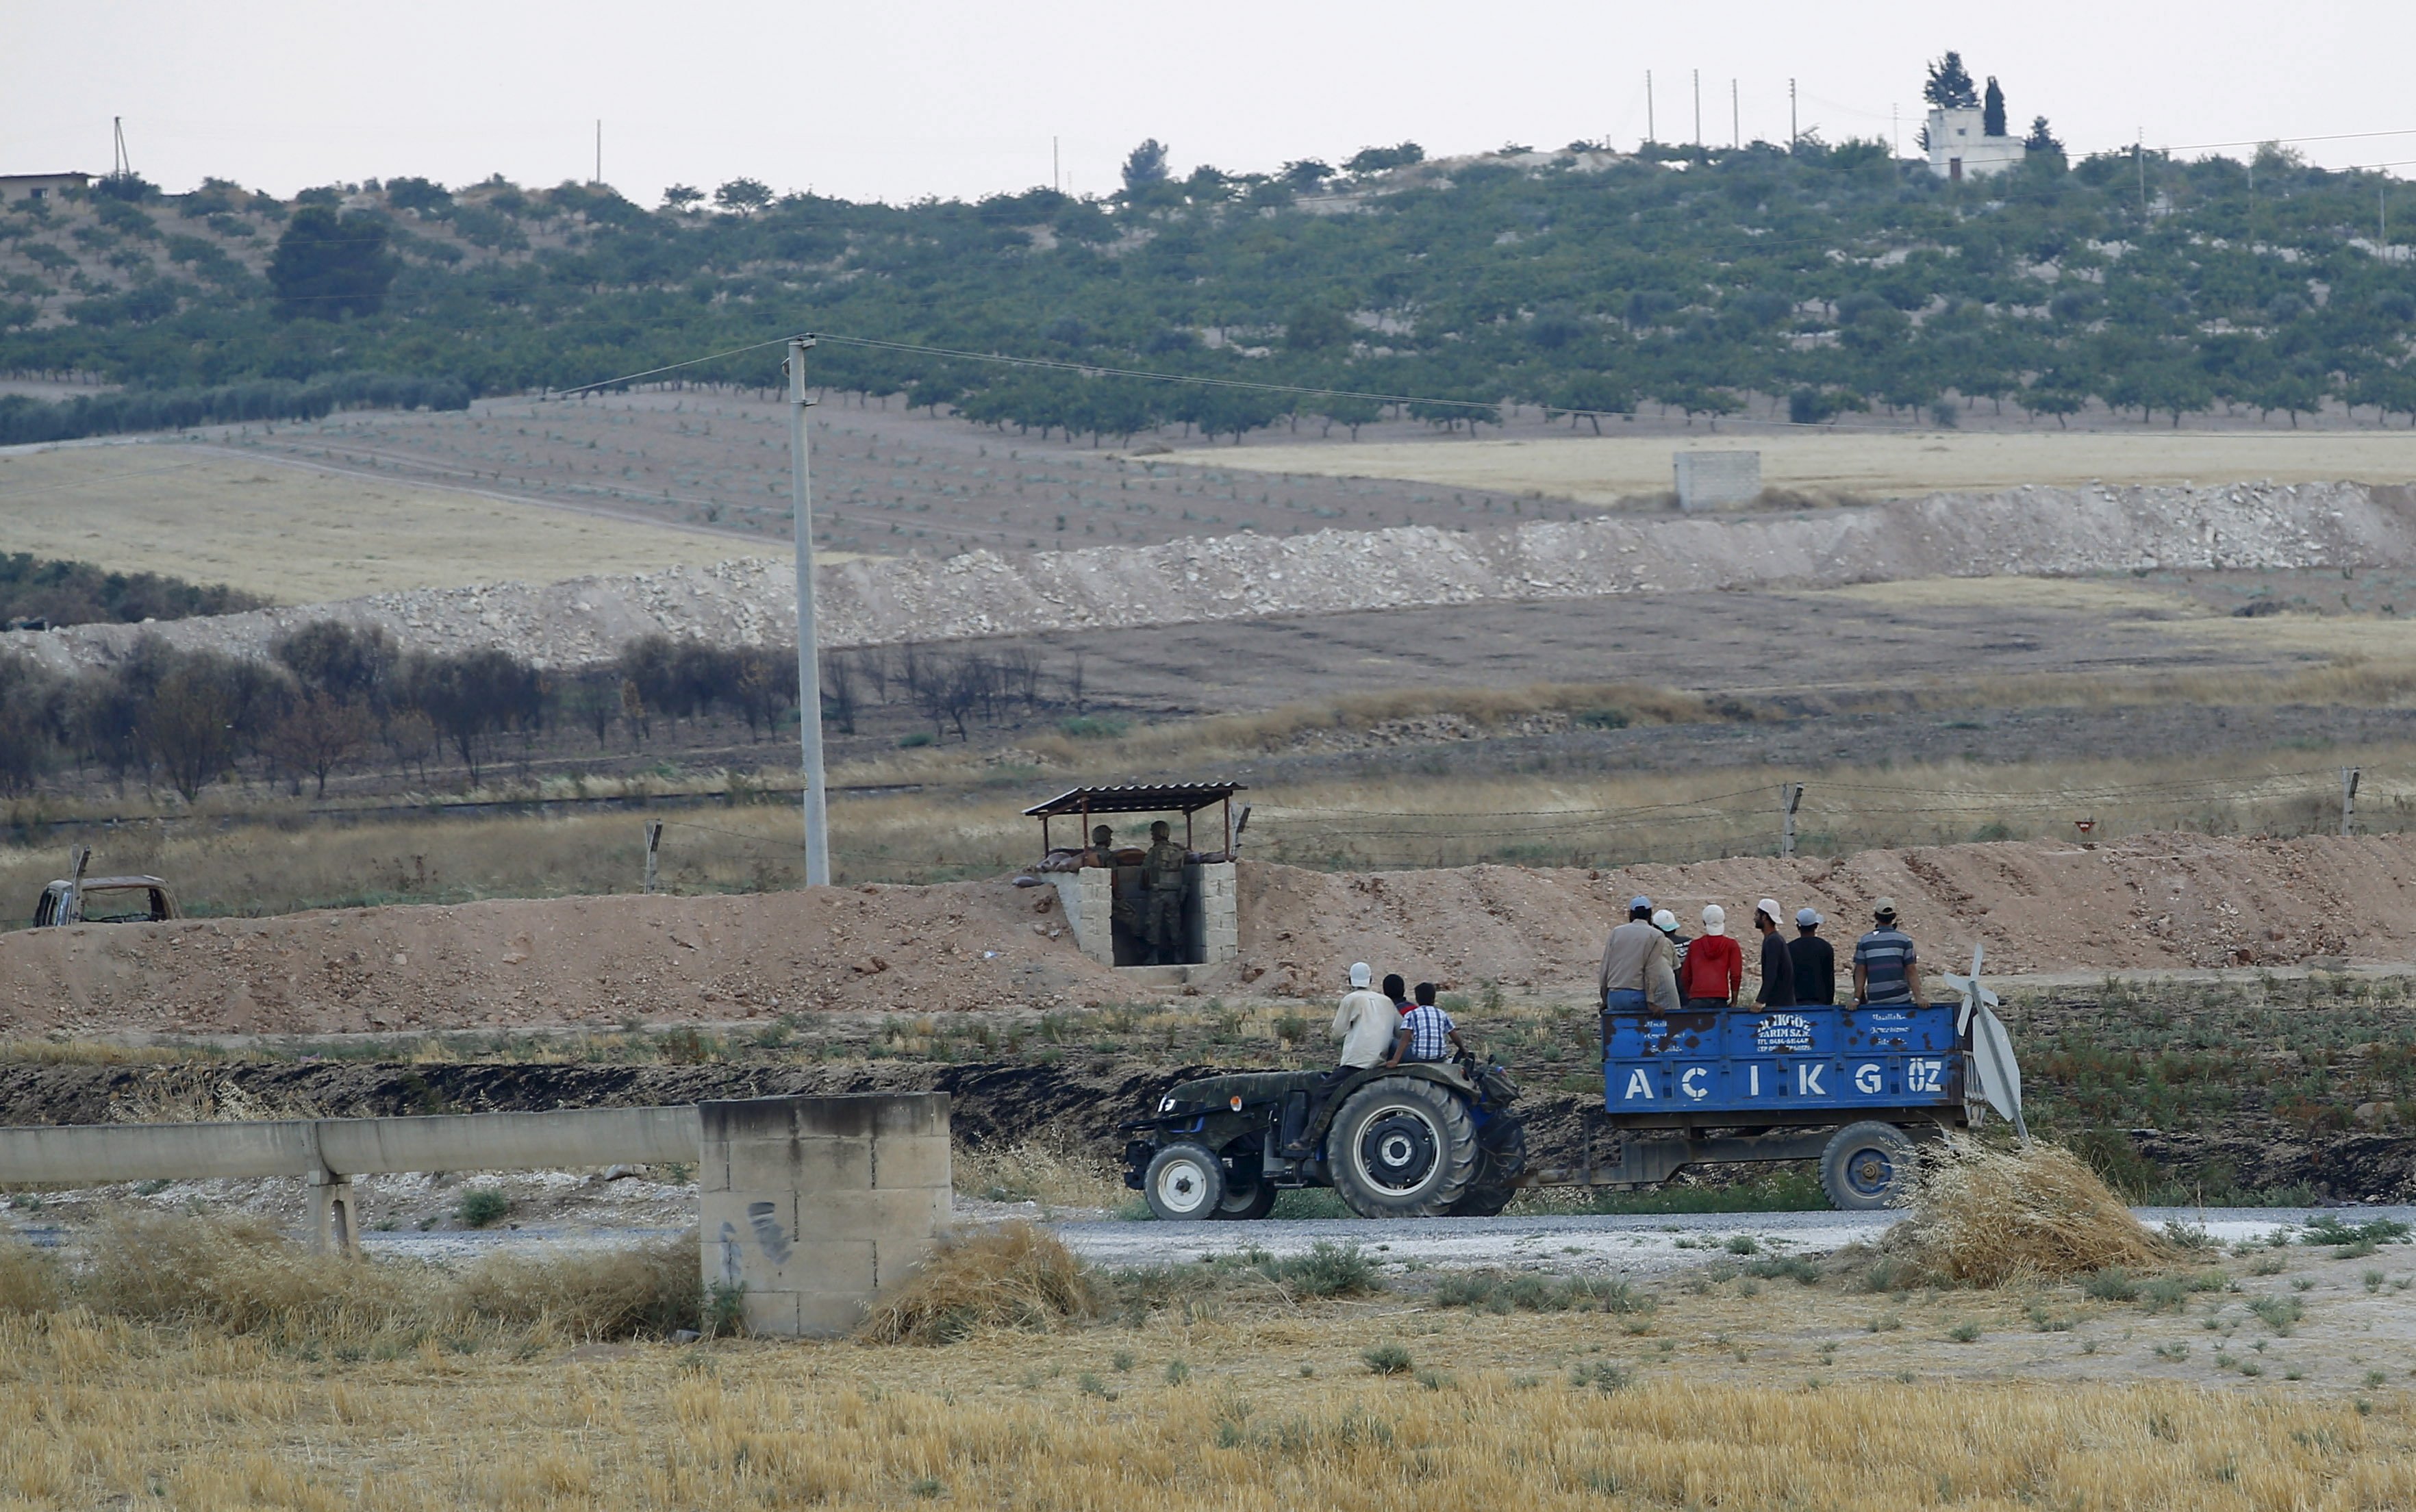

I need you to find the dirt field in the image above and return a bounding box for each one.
[6,834,2416,1040]
[216,391,1544,563]
[1187,429,2416,506]
[0,444,759,602]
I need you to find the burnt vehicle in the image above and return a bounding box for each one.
[1123,1054,1527,1220]
[29,850,179,927]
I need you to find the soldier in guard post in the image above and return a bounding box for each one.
[1140,820,1189,964]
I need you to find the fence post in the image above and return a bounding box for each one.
[1780,783,1804,859]
[2341,768,2361,837]
[644,821,663,893]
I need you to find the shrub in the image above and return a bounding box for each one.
[2082,1267,2141,1302]
[1570,1360,1633,1392]
[1264,1242,1382,1299]
[1361,1342,1413,1376]
[1056,715,1130,740]
[1432,1270,1652,1314]
[455,1188,511,1228]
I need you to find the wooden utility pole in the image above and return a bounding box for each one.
[787,337,831,885]
[642,821,662,893]
[2342,768,2361,836]
[1780,783,1804,859]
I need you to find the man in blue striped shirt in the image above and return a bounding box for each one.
[1852,898,1925,1007]
[1385,982,1466,1065]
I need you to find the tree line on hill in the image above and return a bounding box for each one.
[0,554,266,630]
[1,116,2410,442]
[0,624,1077,803]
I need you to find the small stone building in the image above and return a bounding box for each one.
[1025,783,1244,972]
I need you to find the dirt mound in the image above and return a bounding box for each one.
[1231,832,2416,995]
[0,878,1118,1040]
[4,833,2415,1039]
[8,480,2409,674]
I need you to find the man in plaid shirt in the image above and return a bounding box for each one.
[1385,981,1467,1066]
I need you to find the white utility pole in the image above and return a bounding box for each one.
[1645,71,1655,144]
[1693,69,1701,147]
[1053,136,1061,194]
[786,336,831,885]
[595,120,603,185]
[1731,79,1739,150]
[1789,78,1797,149]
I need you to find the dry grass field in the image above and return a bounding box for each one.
[1179,429,2416,506]
[3,1205,2413,1510]
[0,444,753,602]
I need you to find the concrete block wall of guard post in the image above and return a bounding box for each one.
[696,1094,951,1339]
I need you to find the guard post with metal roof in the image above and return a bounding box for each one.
[1024,783,1248,974]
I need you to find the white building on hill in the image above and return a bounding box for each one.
[1926,107,2021,181]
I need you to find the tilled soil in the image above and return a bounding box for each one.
[8,835,2416,1039]
[4,1055,2409,1203]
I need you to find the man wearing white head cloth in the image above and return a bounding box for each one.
[1280,962,1401,1158]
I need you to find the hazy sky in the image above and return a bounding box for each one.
[5,1,2411,206]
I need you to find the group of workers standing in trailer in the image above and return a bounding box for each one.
[1598,893,1925,1013]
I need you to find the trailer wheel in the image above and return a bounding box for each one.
[1143,1142,1226,1221]
[1820,1122,1917,1211]
[1329,1076,1479,1219]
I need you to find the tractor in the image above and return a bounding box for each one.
[1122,1053,1528,1221]
[1122,947,2024,1218]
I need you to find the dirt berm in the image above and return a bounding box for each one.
[5,833,2415,1038]
[7,479,2409,673]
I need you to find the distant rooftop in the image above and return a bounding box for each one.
[1024,783,1246,819]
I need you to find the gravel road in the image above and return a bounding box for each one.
[1050,1206,2416,1277]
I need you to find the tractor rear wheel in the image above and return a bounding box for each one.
[1143,1142,1226,1222]
[1820,1122,1917,1211]
[1329,1076,1479,1219]
[1449,1118,1528,1218]
[1213,1172,1278,1220]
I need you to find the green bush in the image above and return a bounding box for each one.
[1361,1342,1413,1376]
[2082,1267,2140,1302]
[455,1188,511,1228]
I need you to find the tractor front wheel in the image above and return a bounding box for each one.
[1329,1076,1480,1219]
[1819,1122,1917,1211]
[1143,1142,1226,1221]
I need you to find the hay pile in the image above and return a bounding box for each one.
[858,1222,1097,1345]
[1885,1138,2176,1287]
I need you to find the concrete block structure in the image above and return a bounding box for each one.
[1926,106,2024,181]
[699,1094,951,1339]
[1051,860,1237,968]
[1674,451,1761,512]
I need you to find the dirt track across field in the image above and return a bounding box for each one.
[4,833,2415,1039]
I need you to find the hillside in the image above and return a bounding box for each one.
[3,140,2412,446]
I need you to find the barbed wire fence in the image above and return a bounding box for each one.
[628,766,2408,889]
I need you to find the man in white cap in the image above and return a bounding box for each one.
[1789,907,1836,1005]
[1332,961,1398,1070]
[1753,898,1798,1009]
[1281,961,1400,1157]
[1678,903,1743,1009]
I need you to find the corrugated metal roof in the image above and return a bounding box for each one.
[1023,783,1246,818]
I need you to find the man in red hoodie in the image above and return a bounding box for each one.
[1678,903,1744,1009]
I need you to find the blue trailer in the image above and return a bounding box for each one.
[1575,1000,1987,1209]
